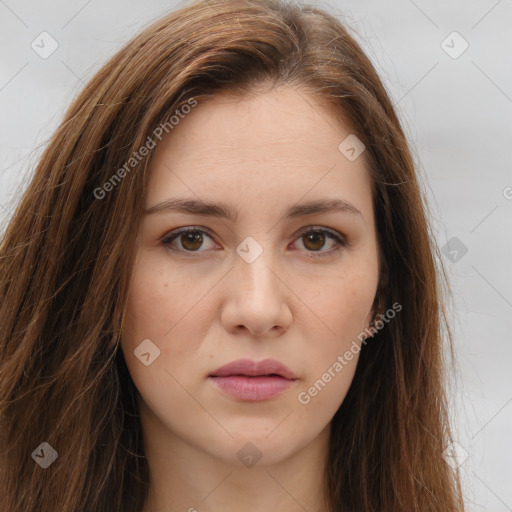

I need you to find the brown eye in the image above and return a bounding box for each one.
[161,228,216,254]
[294,228,347,258]
[180,231,204,251]
[302,231,327,251]
[161,226,347,258]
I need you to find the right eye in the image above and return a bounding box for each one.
[160,227,218,256]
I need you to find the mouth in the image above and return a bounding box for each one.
[209,358,298,379]
[208,358,298,401]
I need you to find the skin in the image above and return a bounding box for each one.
[121,84,380,512]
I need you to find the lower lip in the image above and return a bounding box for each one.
[208,375,296,401]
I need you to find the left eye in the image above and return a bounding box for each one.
[161,227,347,258]
[294,228,347,256]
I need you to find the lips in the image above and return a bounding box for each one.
[209,358,298,380]
[208,358,298,401]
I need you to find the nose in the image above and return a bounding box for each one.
[220,249,293,337]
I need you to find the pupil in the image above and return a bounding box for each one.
[182,232,203,250]
[304,232,325,251]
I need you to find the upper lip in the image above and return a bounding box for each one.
[209,358,298,380]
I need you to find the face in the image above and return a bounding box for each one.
[121,85,380,467]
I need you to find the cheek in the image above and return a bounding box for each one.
[299,260,378,341]
[123,250,180,342]
[120,260,189,427]
[297,353,359,422]
[294,259,378,407]
[121,251,207,388]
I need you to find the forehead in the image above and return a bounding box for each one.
[145,86,373,216]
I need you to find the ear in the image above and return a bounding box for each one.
[364,303,376,330]
[373,249,389,320]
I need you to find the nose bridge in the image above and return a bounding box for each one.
[233,235,279,298]
[220,233,294,336]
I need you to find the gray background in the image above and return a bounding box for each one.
[1,0,511,509]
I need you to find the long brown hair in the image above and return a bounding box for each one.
[0,0,465,510]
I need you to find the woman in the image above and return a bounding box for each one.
[0,0,466,510]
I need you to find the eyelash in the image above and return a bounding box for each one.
[160,226,348,259]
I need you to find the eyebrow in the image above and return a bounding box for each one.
[145,197,364,222]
